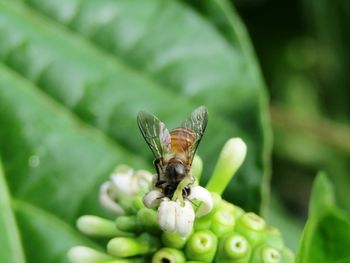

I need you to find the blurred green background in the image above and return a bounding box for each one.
[0,0,349,262]
[235,0,350,250]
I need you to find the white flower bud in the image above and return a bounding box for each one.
[157,199,176,232]
[188,185,213,217]
[157,199,195,238]
[99,182,125,215]
[143,190,163,208]
[175,200,195,238]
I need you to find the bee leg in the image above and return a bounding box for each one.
[153,158,162,179]
[182,185,191,197]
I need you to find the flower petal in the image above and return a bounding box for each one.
[189,185,213,217]
[175,200,195,238]
[157,200,176,232]
[132,170,153,193]
[143,190,163,208]
[110,166,134,197]
[99,182,125,215]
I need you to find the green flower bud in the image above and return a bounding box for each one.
[107,233,160,258]
[132,195,145,210]
[210,209,235,237]
[193,213,212,231]
[233,205,245,220]
[137,208,161,234]
[262,227,284,250]
[185,230,218,262]
[280,248,295,263]
[101,257,145,263]
[105,259,143,263]
[235,212,266,246]
[251,245,282,263]
[76,215,132,238]
[119,198,138,214]
[151,248,186,263]
[215,232,251,262]
[67,246,115,263]
[161,231,188,249]
[116,215,142,233]
[192,155,203,182]
[193,193,221,231]
[206,138,247,195]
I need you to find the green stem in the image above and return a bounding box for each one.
[151,248,186,263]
[76,215,132,238]
[185,230,218,262]
[206,138,247,195]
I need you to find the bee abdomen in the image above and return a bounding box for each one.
[170,127,196,153]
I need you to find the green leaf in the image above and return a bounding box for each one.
[0,0,270,213]
[0,63,148,221]
[0,160,26,263]
[296,173,350,262]
[0,1,271,262]
[14,200,101,263]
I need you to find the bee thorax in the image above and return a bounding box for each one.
[165,162,186,182]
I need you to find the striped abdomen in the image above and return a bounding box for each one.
[170,127,196,154]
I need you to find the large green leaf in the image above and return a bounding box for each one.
[0,63,147,221]
[14,200,101,263]
[296,173,350,262]
[0,62,140,262]
[0,0,270,212]
[0,1,270,262]
[0,160,26,263]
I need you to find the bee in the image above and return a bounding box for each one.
[137,106,208,199]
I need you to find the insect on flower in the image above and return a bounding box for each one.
[137,106,208,200]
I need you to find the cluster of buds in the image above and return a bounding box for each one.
[68,138,295,263]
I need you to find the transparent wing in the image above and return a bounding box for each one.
[180,106,208,163]
[137,111,171,160]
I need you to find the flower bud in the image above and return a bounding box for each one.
[76,215,131,238]
[67,246,114,263]
[107,233,159,258]
[161,231,188,249]
[185,230,218,262]
[235,212,266,246]
[215,232,251,262]
[251,245,282,263]
[151,248,186,263]
[206,138,247,195]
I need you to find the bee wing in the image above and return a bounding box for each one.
[180,106,208,164]
[137,111,171,161]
